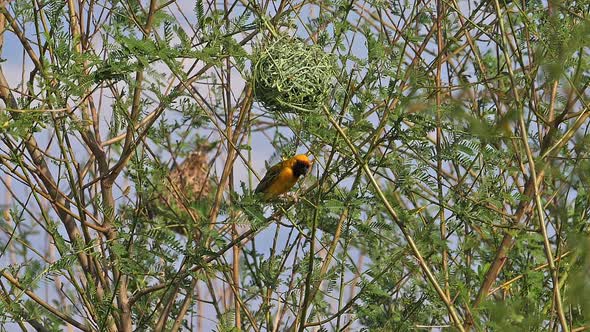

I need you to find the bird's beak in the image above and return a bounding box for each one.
[303,165,310,174]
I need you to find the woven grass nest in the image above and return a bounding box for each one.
[252,36,337,113]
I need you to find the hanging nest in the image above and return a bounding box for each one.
[252,36,337,113]
[164,149,212,205]
[147,144,214,237]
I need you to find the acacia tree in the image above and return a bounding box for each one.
[0,0,589,331]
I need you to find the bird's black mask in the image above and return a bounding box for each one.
[293,161,310,178]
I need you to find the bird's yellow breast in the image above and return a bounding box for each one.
[261,166,298,199]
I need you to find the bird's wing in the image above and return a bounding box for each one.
[254,162,284,194]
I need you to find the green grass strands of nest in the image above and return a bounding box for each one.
[252,36,337,114]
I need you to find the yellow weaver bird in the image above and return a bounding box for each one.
[255,154,312,201]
